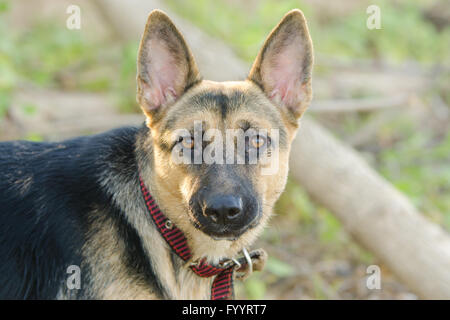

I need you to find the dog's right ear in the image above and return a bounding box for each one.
[248,9,313,120]
[137,10,201,123]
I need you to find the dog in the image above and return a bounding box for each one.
[0,9,313,299]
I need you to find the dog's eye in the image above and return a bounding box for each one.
[181,136,195,149]
[250,135,266,149]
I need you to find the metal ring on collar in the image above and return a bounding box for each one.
[165,220,173,230]
[231,258,241,269]
[242,247,253,276]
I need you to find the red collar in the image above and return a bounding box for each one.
[140,177,238,300]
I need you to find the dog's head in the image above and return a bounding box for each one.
[136,9,313,259]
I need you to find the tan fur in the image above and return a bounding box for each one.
[137,80,294,270]
[248,9,313,120]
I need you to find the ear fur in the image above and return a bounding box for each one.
[136,10,201,121]
[248,9,313,120]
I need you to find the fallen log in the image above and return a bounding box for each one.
[310,93,411,113]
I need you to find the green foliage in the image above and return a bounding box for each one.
[266,257,295,277]
[243,274,266,300]
[0,23,95,88]
[317,208,342,244]
[166,0,312,62]
[275,179,315,226]
[0,0,114,103]
[378,119,450,228]
[0,1,13,119]
[0,3,141,116]
[21,103,38,116]
[166,0,450,63]
[311,273,327,300]
[275,178,352,246]
[241,257,294,299]
[0,0,8,13]
[24,133,43,142]
[0,93,11,118]
[117,42,140,113]
[317,0,450,63]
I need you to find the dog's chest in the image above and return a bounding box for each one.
[173,267,213,300]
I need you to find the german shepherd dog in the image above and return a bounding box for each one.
[0,9,313,299]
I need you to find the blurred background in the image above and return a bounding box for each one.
[0,0,449,299]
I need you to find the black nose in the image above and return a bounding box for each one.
[204,195,243,224]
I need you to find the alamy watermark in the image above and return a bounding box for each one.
[171,121,279,176]
[366,5,381,30]
[66,5,81,30]
[66,265,81,290]
[366,265,382,290]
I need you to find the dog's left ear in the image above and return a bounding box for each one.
[137,10,201,122]
[248,9,313,120]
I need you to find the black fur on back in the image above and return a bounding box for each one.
[0,126,160,299]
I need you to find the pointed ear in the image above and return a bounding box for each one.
[137,10,201,121]
[248,9,313,120]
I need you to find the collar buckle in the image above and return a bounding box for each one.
[235,247,253,280]
[218,248,254,279]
